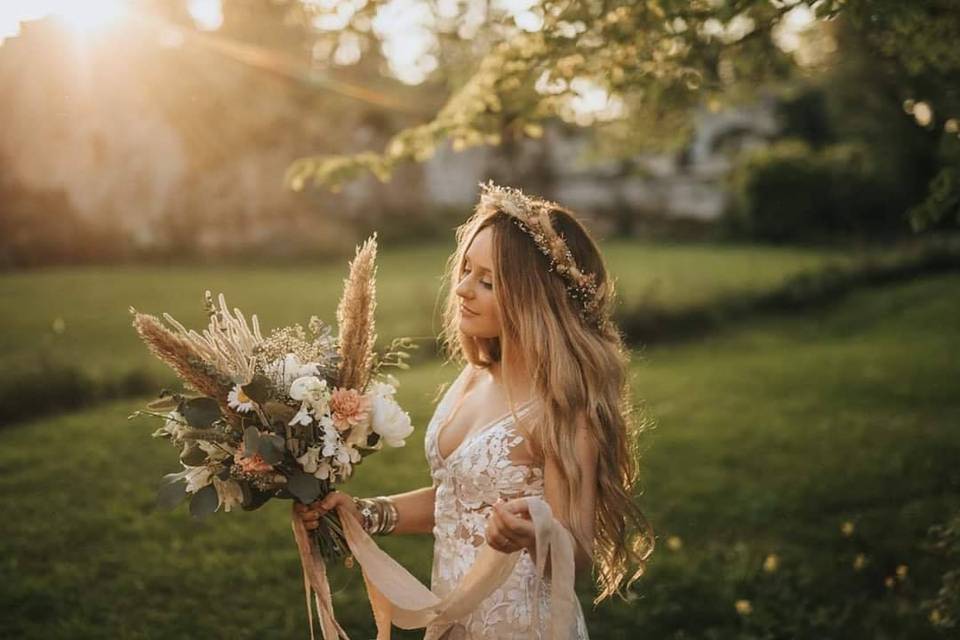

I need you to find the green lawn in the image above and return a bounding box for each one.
[1,269,956,638]
[0,240,855,385]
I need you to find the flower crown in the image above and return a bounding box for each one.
[476,180,608,330]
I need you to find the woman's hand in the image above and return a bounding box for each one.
[293,490,362,531]
[485,497,536,555]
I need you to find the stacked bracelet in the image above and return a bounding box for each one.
[353,496,399,535]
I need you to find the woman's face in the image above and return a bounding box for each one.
[455,226,501,339]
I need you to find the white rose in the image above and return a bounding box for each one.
[368,379,397,399]
[289,375,325,401]
[290,375,331,416]
[370,394,413,447]
[266,354,322,390]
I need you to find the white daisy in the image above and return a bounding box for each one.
[227,384,256,413]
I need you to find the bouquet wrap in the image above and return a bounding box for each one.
[291,496,578,640]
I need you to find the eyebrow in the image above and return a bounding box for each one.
[463,255,491,274]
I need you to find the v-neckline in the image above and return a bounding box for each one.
[434,372,535,465]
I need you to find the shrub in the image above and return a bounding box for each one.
[725,139,905,242]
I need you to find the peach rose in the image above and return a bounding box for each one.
[329,387,369,432]
[233,449,274,474]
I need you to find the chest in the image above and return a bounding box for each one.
[435,381,521,462]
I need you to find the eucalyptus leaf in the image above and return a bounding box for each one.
[264,401,297,430]
[286,471,322,504]
[156,480,187,511]
[189,484,219,519]
[241,374,273,404]
[243,426,261,456]
[180,444,208,466]
[241,483,273,511]
[258,434,285,465]
[179,397,222,428]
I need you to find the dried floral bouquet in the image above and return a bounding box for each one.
[128,236,414,561]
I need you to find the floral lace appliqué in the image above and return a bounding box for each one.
[422,372,590,640]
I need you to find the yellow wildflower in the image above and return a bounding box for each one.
[930,609,943,624]
[895,564,908,580]
[853,553,867,571]
[763,554,780,573]
[735,599,753,616]
[841,521,855,537]
[666,535,683,551]
[884,576,895,589]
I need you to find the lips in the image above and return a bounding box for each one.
[460,305,478,317]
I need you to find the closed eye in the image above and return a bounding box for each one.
[462,262,492,289]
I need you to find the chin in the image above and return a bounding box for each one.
[459,316,495,339]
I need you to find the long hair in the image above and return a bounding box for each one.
[440,199,656,603]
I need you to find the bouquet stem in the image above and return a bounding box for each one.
[311,510,351,563]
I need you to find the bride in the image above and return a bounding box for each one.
[295,182,655,638]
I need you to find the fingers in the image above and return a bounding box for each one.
[299,507,322,531]
[296,491,352,531]
[494,502,532,537]
[485,523,516,552]
[500,497,531,518]
[486,507,525,553]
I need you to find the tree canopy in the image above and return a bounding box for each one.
[282,0,959,229]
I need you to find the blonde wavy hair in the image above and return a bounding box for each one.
[440,199,656,603]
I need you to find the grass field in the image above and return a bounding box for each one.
[1,262,956,638]
[0,240,856,386]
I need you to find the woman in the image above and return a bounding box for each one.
[295,181,655,638]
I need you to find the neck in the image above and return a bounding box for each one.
[488,353,534,403]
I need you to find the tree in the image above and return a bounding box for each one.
[284,0,960,230]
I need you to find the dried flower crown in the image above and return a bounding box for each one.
[477,180,608,330]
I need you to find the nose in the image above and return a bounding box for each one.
[455,274,474,300]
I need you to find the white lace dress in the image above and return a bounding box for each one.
[423,367,590,640]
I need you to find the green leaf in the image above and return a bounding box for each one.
[156,480,187,511]
[240,483,273,511]
[286,471,321,504]
[189,484,219,519]
[179,397,222,428]
[243,426,261,456]
[264,401,296,430]
[258,434,285,465]
[180,444,208,466]
[241,374,273,404]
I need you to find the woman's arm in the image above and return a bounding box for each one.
[297,484,437,536]
[486,414,598,578]
[385,485,437,535]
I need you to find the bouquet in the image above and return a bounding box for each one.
[128,236,414,562]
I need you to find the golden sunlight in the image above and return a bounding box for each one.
[0,0,127,45]
[53,0,127,34]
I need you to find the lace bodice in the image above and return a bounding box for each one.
[423,367,589,640]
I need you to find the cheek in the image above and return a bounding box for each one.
[479,290,500,322]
